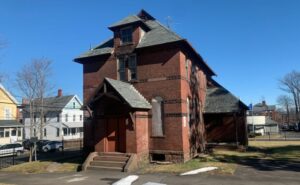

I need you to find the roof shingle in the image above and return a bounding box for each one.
[204,86,248,113]
[105,78,151,109]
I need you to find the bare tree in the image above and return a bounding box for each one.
[16,58,53,161]
[279,71,300,122]
[277,95,293,124]
[32,58,53,139]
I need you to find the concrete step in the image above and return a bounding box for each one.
[93,156,129,162]
[90,161,126,168]
[98,152,129,157]
[86,165,123,171]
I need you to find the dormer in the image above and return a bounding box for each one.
[108,10,154,51]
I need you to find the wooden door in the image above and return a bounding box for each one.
[107,119,118,152]
[106,118,126,153]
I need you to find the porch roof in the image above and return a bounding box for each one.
[103,78,151,110]
[0,120,23,128]
[204,86,248,114]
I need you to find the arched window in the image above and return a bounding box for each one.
[151,97,164,136]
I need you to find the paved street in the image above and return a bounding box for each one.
[0,164,299,185]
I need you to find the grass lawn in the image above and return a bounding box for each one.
[1,161,79,174]
[141,141,300,174]
[140,159,236,175]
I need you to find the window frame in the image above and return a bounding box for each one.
[120,27,133,45]
[128,54,137,81]
[118,56,126,81]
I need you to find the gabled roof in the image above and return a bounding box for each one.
[104,78,151,109]
[23,95,82,113]
[204,85,248,114]
[0,120,23,128]
[0,83,18,105]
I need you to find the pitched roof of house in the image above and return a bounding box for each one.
[109,15,143,29]
[74,10,215,75]
[0,83,18,104]
[0,120,23,128]
[253,103,276,113]
[204,85,248,113]
[23,95,80,113]
[104,78,151,109]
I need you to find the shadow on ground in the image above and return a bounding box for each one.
[211,145,300,172]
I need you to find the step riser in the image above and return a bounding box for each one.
[93,156,129,162]
[87,166,123,171]
[90,161,125,168]
[98,152,129,157]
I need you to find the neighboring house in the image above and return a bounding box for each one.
[23,89,83,141]
[74,10,248,164]
[0,84,23,144]
[246,115,279,135]
[252,101,277,121]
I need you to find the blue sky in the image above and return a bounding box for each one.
[0,0,300,105]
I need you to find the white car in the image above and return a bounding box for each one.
[0,143,24,157]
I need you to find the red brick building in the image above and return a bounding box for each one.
[74,10,248,168]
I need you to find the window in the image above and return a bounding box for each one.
[118,55,137,81]
[11,129,16,136]
[80,115,83,121]
[0,128,4,138]
[17,129,21,137]
[128,55,137,80]
[118,57,126,81]
[56,128,60,137]
[63,128,68,136]
[33,129,36,137]
[44,128,47,137]
[34,115,37,123]
[4,108,12,119]
[71,128,76,135]
[57,114,60,122]
[44,115,47,122]
[65,114,68,122]
[151,97,164,136]
[120,27,132,44]
[5,131,10,137]
[73,115,76,122]
[73,102,76,109]
[78,127,83,132]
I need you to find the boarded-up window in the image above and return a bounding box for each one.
[152,97,164,136]
[187,98,190,126]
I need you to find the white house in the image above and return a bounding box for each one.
[247,115,279,135]
[23,90,83,141]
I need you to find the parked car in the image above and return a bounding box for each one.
[0,143,24,157]
[42,141,63,152]
[36,140,50,152]
[22,139,32,150]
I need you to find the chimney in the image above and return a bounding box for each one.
[58,89,62,97]
[22,98,29,105]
